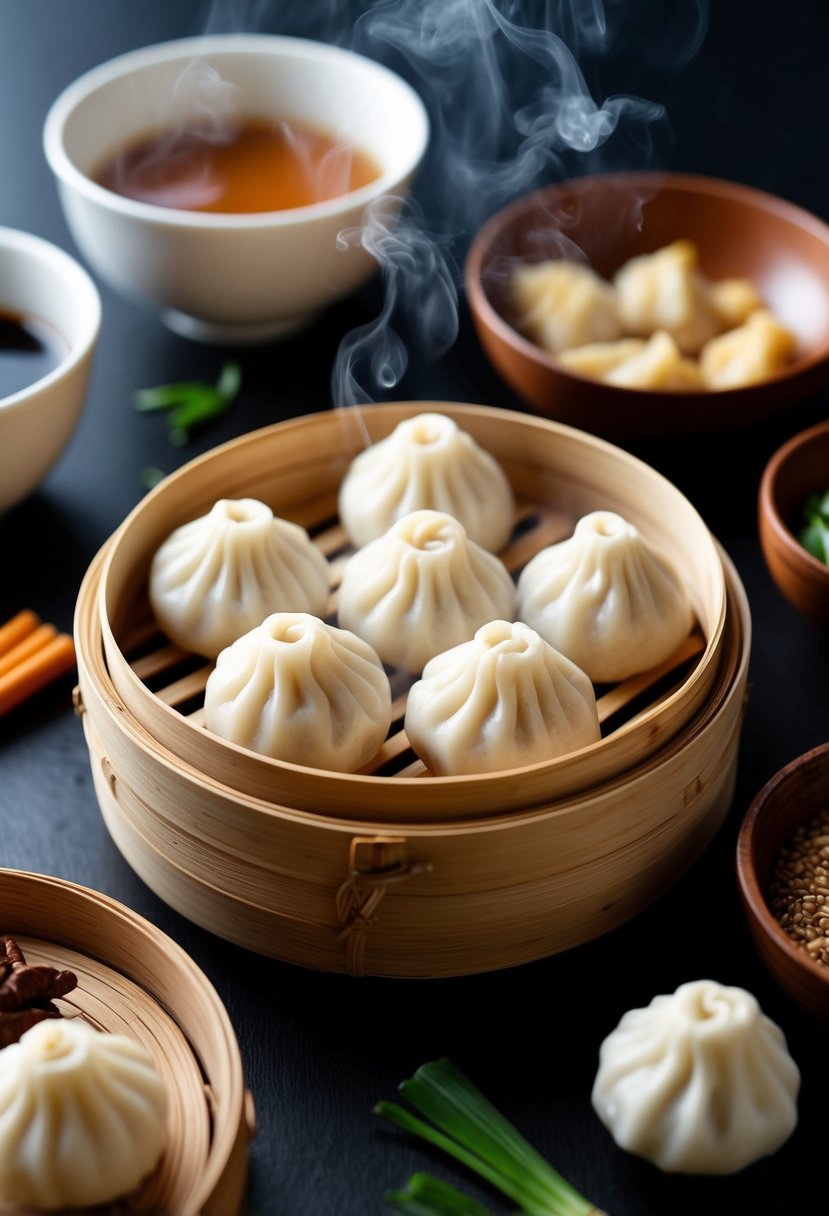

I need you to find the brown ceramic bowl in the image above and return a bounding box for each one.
[465,171,829,439]
[759,418,829,628]
[736,743,829,1022]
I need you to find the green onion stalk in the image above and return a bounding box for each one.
[798,490,829,565]
[377,1059,608,1216]
[133,360,242,446]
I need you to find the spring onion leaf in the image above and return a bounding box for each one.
[377,1060,602,1216]
[140,466,166,491]
[133,360,242,444]
[386,1173,495,1215]
[798,491,829,564]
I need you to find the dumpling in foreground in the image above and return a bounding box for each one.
[517,510,693,683]
[700,308,797,388]
[510,259,623,356]
[338,412,515,553]
[0,1019,168,1210]
[592,979,800,1174]
[149,498,330,658]
[204,613,391,772]
[614,239,724,355]
[338,510,516,673]
[405,620,600,775]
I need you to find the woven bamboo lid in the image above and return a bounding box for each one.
[95,402,727,822]
[0,869,251,1215]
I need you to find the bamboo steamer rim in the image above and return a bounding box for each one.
[78,541,749,839]
[95,401,728,816]
[0,868,249,1215]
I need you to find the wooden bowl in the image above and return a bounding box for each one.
[465,172,829,439]
[737,743,829,1022]
[74,540,750,979]
[758,418,829,628]
[94,402,727,823]
[0,868,252,1212]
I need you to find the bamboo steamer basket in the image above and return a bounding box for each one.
[0,869,252,1214]
[74,533,750,978]
[96,402,727,822]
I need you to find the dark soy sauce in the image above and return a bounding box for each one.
[0,310,66,399]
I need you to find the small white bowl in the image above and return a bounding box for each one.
[43,34,430,344]
[0,227,100,514]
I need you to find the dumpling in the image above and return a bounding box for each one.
[149,497,330,659]
[560,332,702,390]
[0,1018,167,1210]
[404,620,600,775]
[700,308,797,389]
[591,979,800,1174]
[557,337,647,378]
[516,510,693,683]
[338,510,516,673]
[338,412,515,553]
[614,239,724,355]
[203,612,391,771]
[511,259,623,356]
[709,277,765,328]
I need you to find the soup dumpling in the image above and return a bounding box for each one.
[700,308,797,389]
[405,619,600,775]
[149,497,330,658]
[338,510,516,673]
[338,412,515,553]
[510,259,623,356]
[0,1019,167,1210]
[517,510,693,683]
[601,331,703,390]
[592,979,800,1174]
[204,613,392,772]
[614,239,723,355]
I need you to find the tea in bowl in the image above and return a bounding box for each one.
[0,226,100,514]
[43,34,429,343]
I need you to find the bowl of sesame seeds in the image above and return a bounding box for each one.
[737,742,829,1021]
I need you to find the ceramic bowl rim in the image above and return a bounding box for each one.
[42,32,430,231]
[0,225,101,413]
[758,417,829,587]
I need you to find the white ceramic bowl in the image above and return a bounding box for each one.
[0,227,100,513]
[43,34,430,343]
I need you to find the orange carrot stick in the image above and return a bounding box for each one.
[0,634,76,716]
[0,610,40,659]
[0,624,57,679]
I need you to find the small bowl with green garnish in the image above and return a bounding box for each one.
[759,418,829,628]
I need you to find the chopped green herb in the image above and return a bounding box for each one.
[797,490,829,565]
[387,1173,494,1215]
[133,361,242,445]
[377,1060,604,1216]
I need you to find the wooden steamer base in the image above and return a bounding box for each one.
[73,404,750,979]
[0,870,252,1214]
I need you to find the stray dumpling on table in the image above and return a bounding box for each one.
[562,331,702,390]
[516,510,693,684]
[591,979,800,1174]
[338,412,515,553]
[510,259,623,356]
[405,619,600,775]
[613,239,724,355]
[338,510,516,674]
[204,612,392,771]
[700,308,797,389]
[149,497,330,659]
[0,1018,168,1210]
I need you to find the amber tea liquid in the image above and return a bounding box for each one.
[95,118,381,214]
[0,311,66,399]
